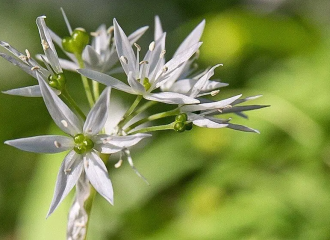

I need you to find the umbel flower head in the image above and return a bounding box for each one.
[5,73,150,216]
[78,19,202,105]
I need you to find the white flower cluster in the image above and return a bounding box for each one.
[0,9,266,238]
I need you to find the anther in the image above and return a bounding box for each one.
[90,31,100,37]
[54,141,62,148]
[114,159,123,168]
[25,49,31,59]
[64,168,71,174]
[139,60,149,65]
[19,55,27,61]
[31,66,40,71]
[107,26,114,34]
[134,43,141,51]
[120,56,128,64]
[160,50,166,58]
[61,120,68,127]
[162,66,168,73]
[211,90,220,96]
[42,39,49,50]
[149,41,155,51]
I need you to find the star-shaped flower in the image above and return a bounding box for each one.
[48,9,148,74]
[78,19,201,105]
[1,16,64,97]
[5,73,150,216]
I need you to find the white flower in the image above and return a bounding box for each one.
[77,18,202,105]
[49,9,148,73]
[1,16,63,97]
[5,74,150,216]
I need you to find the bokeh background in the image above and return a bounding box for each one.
[1,0,330,239]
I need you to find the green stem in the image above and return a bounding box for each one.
[118,100,157,130]
[61,88,86,120]
[117,95,143,129]
[128,123,175,135]
[75,53,95,107]
[92,80,100,101]
[125,107,180,133]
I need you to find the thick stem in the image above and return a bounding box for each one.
[128,122,175,135]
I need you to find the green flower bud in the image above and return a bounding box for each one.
[175,113,188,123]
[62,28,89,54]
[174,122,186,132]
[48,73,66,91]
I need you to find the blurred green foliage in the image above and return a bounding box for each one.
[1,0,330,239]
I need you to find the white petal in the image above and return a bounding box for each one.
[37,73,83,135]
[36,16,62,73]
[5,135,73,153]
[188,113,228,128]
[2,85,42,97]
[145,92,199,104]
[174,20,205,57]
[94,133,151,154]
[82,45,102,68]
[84,152,113,204]
[127,71,145,94]
[47,151,83,217]
[58,58,79,71]
[84,87,111,135]
[190,64,221,98]
[77,69,136,94]
[181,94,242,112]
[154,16,164,41]
[161,42,202,78]
[128,26,149,44]
[113,19,136,75]
[0,53,37,78]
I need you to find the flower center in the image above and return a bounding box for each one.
[48,73,66,91]
[73,133,94,154]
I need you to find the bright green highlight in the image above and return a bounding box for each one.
[62,28,89,54]
[73,133,94,154]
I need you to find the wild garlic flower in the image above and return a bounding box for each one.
[48,9,148,73]
[5,74,150,216]
[0,16,64,97]
[77,19,202,105]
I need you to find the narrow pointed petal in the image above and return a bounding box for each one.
[113,19,136,75]
[127,71,145,94]
[36,16,62,73]
[154,16,164,41]
[37,73,83,135]
[94,133,151,154]
[5,135,73,153]
[82,45,102,69]
[174,20,205,57]
[226,123,260,133]
[58,58,79,71]
[162,42,202,77]
[190,64,222,98]
[84,87,111,135]
[181,94,242,112]
[128,26,149,44]
[145,92,200,104]
[2,85,42,97]
[188,113,228,128]
[47,151,83,217]
[84,152,113,204]
[0,53,36,78]
[230,95,263,105]
[77,68,136,94]
[220,105,270,114]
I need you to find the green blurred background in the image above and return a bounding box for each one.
[1,0,330,239]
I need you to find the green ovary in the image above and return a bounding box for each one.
[73,133,94,154]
